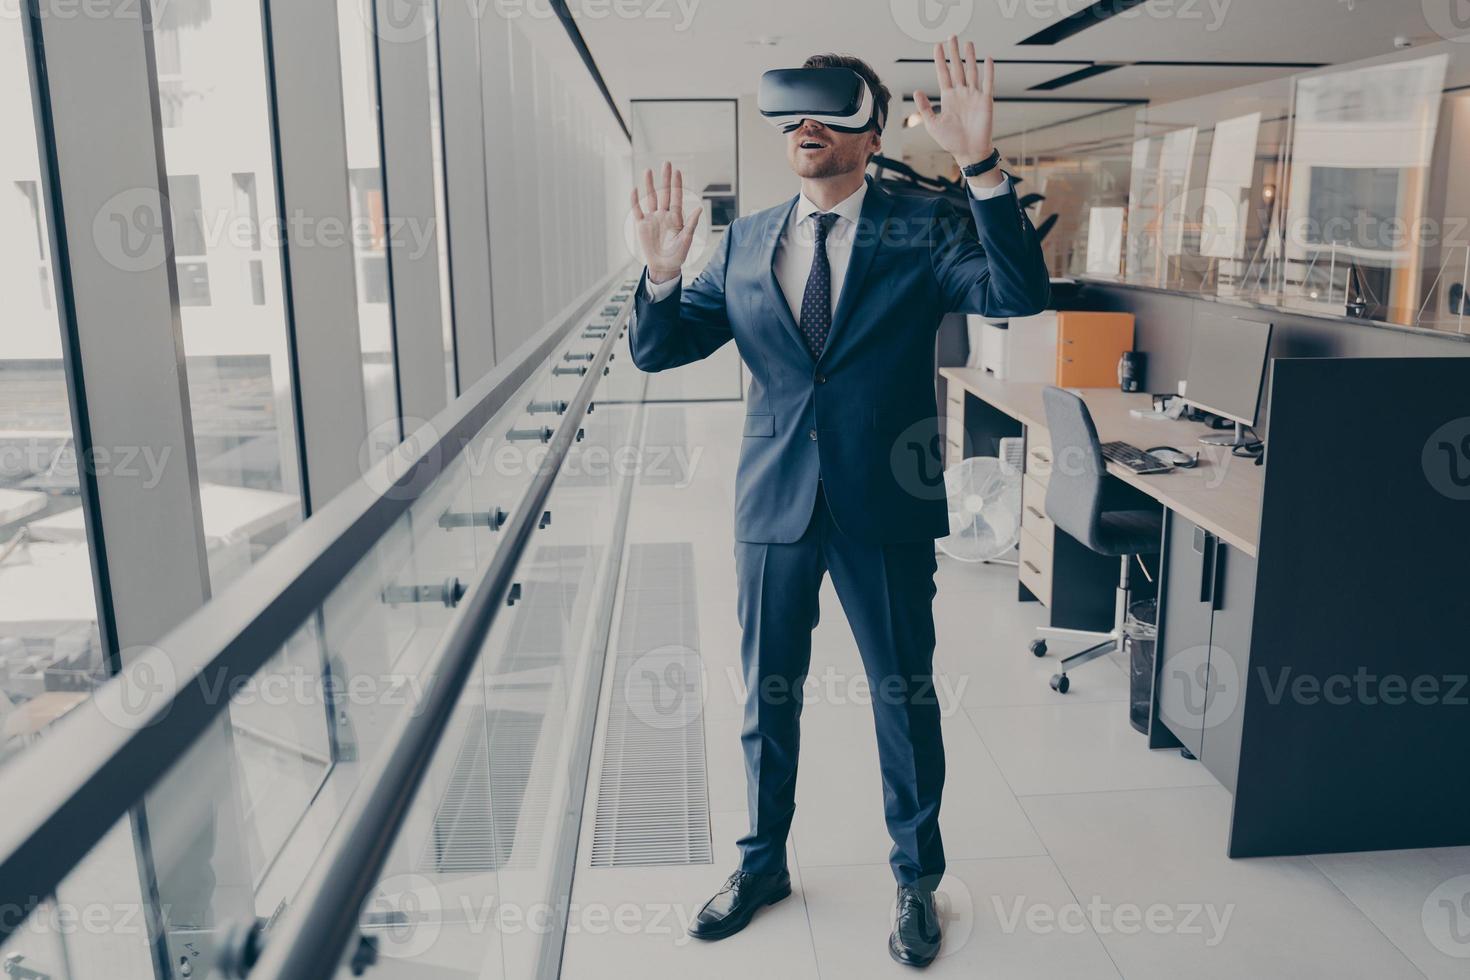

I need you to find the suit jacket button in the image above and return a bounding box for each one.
[808,429,818,441]
[815,373,826,384]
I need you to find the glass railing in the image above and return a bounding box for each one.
[0,268,645,980]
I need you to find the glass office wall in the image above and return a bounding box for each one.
[0,4,106,770]
[149,0,305,589]
[338,0,400,463]
[1039,41,1470,335]
[1280,53,1449,325]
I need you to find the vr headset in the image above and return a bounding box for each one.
[758,67,884,134]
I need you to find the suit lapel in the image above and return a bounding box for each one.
[757,196,810,358]
[820,177,894,364]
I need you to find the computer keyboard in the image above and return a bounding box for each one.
[1101,441,1172,474]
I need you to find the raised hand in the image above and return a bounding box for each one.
[914,35,995,171]
[631,162,703,284]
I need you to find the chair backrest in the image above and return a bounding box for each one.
[1041,386,1106,553]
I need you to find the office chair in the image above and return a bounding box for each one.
[1030,387,1162,693]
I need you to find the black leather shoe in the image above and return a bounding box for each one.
[889,885,942,967]
[687,869,792,941]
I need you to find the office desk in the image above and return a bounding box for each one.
[940,359,1470,860]
[939,368,1262,556]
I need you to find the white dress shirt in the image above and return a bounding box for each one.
[644,174,1013,314]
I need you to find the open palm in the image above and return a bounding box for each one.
[631,162,702,283]
[914,36,995,168]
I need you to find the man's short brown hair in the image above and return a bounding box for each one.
[801,52,891,134]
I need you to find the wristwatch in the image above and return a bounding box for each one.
[960,148,1002,179]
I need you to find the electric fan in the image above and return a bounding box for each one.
[937,438,1023,563]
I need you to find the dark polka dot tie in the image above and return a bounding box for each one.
[798,212,840,360]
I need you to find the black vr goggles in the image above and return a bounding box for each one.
[758,67,884,135]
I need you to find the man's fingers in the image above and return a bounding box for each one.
[657,161,672,211]
[933,42,953,91]
[642,168,657,212]
[949,36,965,89]
[983,56,995,96]
[678,206,703,246]
[964,40,978,88]
[630,186,645,221]
[671,168,684,224]
[914,90,937,124]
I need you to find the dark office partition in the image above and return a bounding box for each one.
[1227,356,1470,857]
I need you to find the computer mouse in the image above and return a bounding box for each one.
[1151,448,1199,468]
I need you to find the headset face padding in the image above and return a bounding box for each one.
[758,67,882,134]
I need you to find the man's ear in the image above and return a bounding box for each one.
[869,130,883,159]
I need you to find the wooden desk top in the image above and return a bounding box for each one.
[941,368,1264,556]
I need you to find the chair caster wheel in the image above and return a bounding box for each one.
[1029,639,1047,658]
[1050,673,1069,694]
[1180,747,1196,760]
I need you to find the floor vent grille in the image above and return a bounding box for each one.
[590,543,712,868]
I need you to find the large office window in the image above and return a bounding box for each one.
[426,1,458,400]
[0,12,106,770]
[338,0,400,460]
[149,0,305,591]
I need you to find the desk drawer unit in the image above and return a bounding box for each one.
[1018,528,1053,607]
[1021,476,1054,540]
[946,388,965,466]
[1024,428,1052,486]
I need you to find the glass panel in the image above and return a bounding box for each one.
[148,0,305,592]
[337,0,400,462]
[0,10,106,769]
[1280,53,1450,325]
[426,2,458,400]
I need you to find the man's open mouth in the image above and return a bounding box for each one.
[798,137,828,150]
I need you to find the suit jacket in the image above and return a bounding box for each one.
[629,175,1050,544]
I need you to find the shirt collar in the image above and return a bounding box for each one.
[794,178,868,229]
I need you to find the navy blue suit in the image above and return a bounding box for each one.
[630,176,1049,885]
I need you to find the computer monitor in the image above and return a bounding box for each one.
[1183,313,1272,446]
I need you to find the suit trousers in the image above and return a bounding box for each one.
[733,487,945,886]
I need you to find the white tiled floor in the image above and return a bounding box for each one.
[561,402,1469,979]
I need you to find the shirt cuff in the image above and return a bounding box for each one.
[643,269,680,302]
[965,172,1012,201]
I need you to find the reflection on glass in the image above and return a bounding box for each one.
[150,0,306,591]
[1199,112,1261,274]
[338,0,399,460]
[1125,126,1198,287]
[1004,104,1134,280]
[0,12,105,770]
[1282,53,1449,323]
[426,3,458,400]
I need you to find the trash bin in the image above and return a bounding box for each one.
[1124,598,1158,734]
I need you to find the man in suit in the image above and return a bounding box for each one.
[628,37,1048,967]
